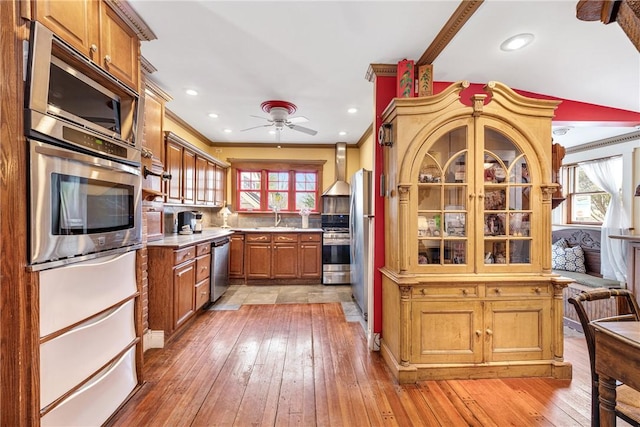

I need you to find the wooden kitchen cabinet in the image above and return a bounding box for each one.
[237,232,322,283]
[148,242,211,339]
[246,233,272,280]
[32,0,140,90]
[299,233,322,278]
[380,81,571,383]
[164,132,228,206]
[229,233,245,279]
[141,81,170,197]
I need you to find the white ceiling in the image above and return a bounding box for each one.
[129,0,640,148]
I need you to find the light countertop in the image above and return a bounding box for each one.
[147,228,234,249]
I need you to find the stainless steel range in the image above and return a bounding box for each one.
[321,214,350,284]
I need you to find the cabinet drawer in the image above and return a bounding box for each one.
[274,233,298,242]
[487,284,550,297]
[246,233,271,243]
[41,346,137,427]
[412,285,479,298]
[40,300,135,409]
[195,278,210,310]
[174,246,196,265]
[197,242,211,256]
[300,233,321,242]
[196,254,211,282]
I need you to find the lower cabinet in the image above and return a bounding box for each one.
[240,232,322,283]
[229,234,245,279]
[149,242,211,339]
[381,277,567,383]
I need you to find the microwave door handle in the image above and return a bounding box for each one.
[34,145,140,176]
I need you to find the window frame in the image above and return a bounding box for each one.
[231,160,323,213]
[562,161,615,225]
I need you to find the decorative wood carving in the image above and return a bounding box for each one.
[576,0,640,52]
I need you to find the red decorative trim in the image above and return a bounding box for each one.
[261,100,297,115]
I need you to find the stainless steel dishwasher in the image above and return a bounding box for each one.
[210,236,230,302]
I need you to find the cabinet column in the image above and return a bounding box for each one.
[399,286,412,366]
[398,185,410,273]
[541,185,557,273]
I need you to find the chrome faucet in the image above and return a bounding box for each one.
[274,209,281,227]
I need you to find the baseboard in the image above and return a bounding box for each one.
[143,329,165,351]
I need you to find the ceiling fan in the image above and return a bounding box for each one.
[241,100,318,138]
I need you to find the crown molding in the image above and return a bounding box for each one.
[107,0,157,41]
[565,130,640,154]
[165,108,215,146]
[365,64,397,82]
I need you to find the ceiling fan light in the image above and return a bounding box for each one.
[500,33,534,51]
[208,113,219,119]
[347,107,358,114]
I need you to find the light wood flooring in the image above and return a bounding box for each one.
[107,285,618,427]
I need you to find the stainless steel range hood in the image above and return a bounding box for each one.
[322,142,350,196]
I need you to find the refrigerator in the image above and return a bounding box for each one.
[349,168,372,320]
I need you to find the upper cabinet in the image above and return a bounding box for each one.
[383,81,559,277]
[164,132,228,207]
[141,80,171,197]
[31,0,149,90]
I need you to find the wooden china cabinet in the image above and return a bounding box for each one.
[380,81,572,383]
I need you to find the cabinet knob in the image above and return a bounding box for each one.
[494,288,501,294]
[104,54,112,64]
[533,287,541,294]
[90,44,98,53]
[485,328,493,336]
[420,288,426,295]
[475,330,482,337]
[461,289,468,296]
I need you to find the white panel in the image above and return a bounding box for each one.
[40,300,136,408]
[40,251,137,336]
[41,346,137,427]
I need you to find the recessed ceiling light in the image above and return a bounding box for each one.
[338,131,347,136]
[208,113,219,119]
[268,130,276,135]
[347,107,358,114]
[552,126,573,136]
[223,129,232,133]
[185,89,198,96]
[500,33,535,51]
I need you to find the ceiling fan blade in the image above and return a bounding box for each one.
[249,114,271,121]
[288,123,318,136]
[240,124,272,132]
[287,116,309,124]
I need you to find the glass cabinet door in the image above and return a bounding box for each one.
[481,127,532,267]
[416,127,470,268]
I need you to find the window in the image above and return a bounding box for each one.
[564,162,615,224]
[232,161,323,213]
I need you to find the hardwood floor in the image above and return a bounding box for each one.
[108,297,613,426]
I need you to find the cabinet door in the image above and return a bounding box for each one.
[229,235,245,278]
[195,278,210,310]
[141,89,164,195]
[477,124,534,273]
[273,242,298,279]
[214,165,226,207]
[165,141,182,203]
[33,0,100,60]
[299,234,322,279]
[174,261,195,329]
[246,243,271,280]
[183,149,196,205]
[195,156,208,205]
[484,299,551,362]
[206,161,216,205]
[99,2,140,90]
[410,300,482,364]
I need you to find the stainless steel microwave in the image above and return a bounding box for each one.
[25,21,140,159]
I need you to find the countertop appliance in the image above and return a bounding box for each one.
[321,214,350,285]
[177,211,195,234]
[211,237,230,302]
[193,211,203,233]
[350,168,372,320]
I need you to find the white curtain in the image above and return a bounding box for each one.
[580,157,629,282]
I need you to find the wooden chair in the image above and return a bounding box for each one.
[568,288,640,427]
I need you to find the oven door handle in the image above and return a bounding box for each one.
[34,144,141,176]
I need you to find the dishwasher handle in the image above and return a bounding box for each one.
[212,237,230,247]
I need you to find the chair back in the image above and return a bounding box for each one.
[568,288,640,426]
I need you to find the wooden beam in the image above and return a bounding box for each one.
[576,0,640,52]
[416,0,484,66]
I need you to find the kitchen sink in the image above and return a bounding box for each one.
[254,226,300,231]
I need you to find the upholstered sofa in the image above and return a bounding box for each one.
[552,228,625,331]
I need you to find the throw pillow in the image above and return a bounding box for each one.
[552,244,586,273]
[553,237,569,249]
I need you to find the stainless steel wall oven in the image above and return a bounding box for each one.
[321,214,350,285]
